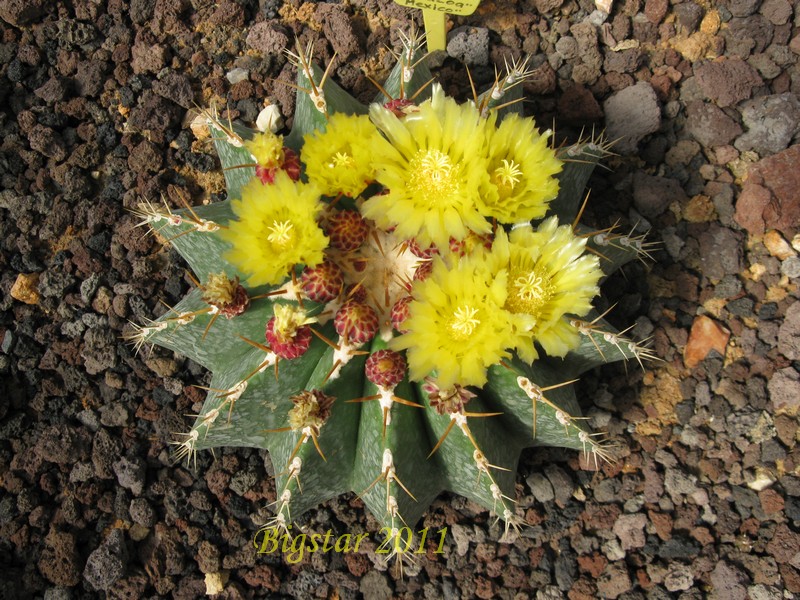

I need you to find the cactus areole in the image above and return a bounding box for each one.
[129,33,654,554]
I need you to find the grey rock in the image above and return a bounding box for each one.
[450,523,471,556]
[83,529,128,591]
[709,561,748,600]
[359,571,392,600]
[613,512,647,550]
[129,498,156,527]
[747,53,781,79]
[632,171,687,218]
[768,367,800,415]
[604,82,661,153]
[748,584,783,600]
[664,467,698,498]
[544,464,574,506]
[527,472,555,503]
[685,101,743,147]
[113,456,145,496]
[69,462,94,484]
[594,478,622,503]
[735,93,800,155]
[698,225,744,282]
[99,402,129,427]
[555,36,579,59]
[664,564,694,591]
[446,26,489,66]
[602,538,626,561]
[782,257,800,278]
[728,0,761,17]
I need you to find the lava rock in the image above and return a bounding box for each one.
[735,93,800,155]
[604,81,661,153]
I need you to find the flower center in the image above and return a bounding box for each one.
[506,266,553,316]
[329,152,355,169]
[492,159,522,194]
[267,219,294,248]
[408,149,458,203]
[448,305,480,340]
[202,272,237,306]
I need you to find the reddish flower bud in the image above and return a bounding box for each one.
[334,300,379,345]
[365,349,407,389]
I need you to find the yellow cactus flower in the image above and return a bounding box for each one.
[481,113,562,224]
[488,218,602,362]
[390,255,515,390]
[302,113,380,197]
[244,131,284,168]
[222,172,328,287]
[362,84,492,248]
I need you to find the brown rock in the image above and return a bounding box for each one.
[684,315,730,368]
[10,273,40,305]
[645,0,669,24]
[38,529,82,586]
[0,0,44,26]
[694,57,763,107]
[759,488,785,514]
[558,84,603,124]
[735,145,800,237]
[597,562,633,599]
[767,523,800,564]
[578,554,608,577]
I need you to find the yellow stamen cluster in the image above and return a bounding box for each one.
[202,272,238,306]
[245,131,284,167]
[271,304,316,344]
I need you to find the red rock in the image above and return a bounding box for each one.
[684,315,731,368]
[735,145,800,237]
[648,510,673,541]
[578,553,608,577]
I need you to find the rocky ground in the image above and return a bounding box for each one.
[1,0,800,598]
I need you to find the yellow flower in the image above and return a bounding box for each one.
[488,218,602,362]
[302,113,379,197]
[244,131,284,168]
[481,113,562,224]
[362,84,492,248]
[222,172,328,286]
[390,255,515,390]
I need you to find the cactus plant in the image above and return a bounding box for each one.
[128,32,655,557]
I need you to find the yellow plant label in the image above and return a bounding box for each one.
[394,0,481,52]
[393,0,481,16]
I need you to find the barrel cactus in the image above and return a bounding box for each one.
[128,32,654,558]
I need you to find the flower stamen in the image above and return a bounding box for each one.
[408,149,457,203]
[492,159,523,191]
[267,220,294,247]
[449,305,480,340]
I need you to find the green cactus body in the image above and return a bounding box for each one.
[129,34,653,552]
